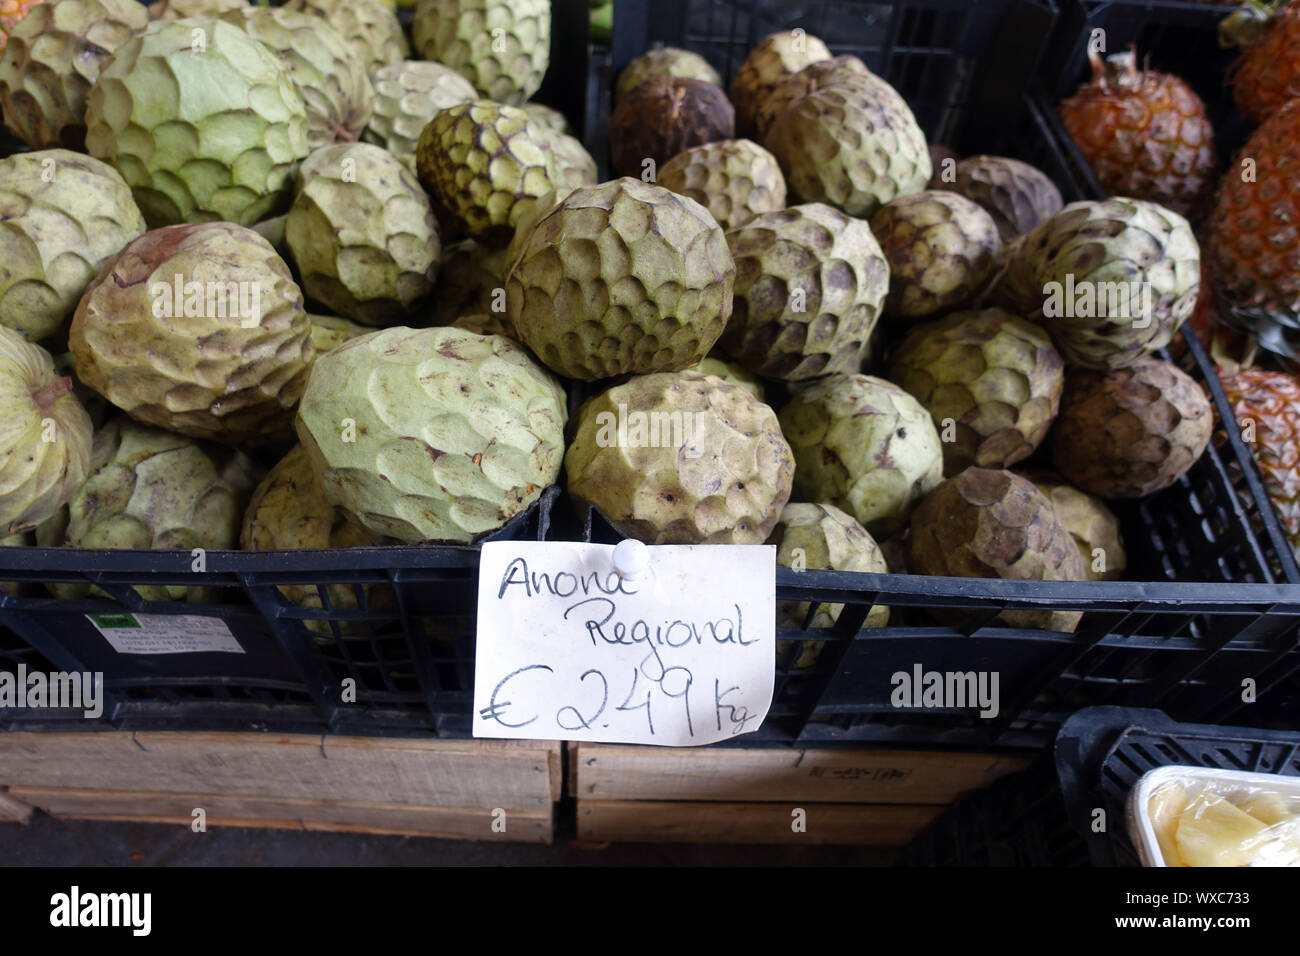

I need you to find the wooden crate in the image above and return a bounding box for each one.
[0,732,561,842]
[572,744,1029,846]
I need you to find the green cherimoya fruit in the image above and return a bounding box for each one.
[1003,197,1200,369]
[870,190,1002,318]
[905,467,1086,632]
[150,0,246,19]
[69,222,314,445]
[219,6,373,150]
[308,312,370,356]
[57,417,260,602]
[415,99,560,247]
[774,501,888,633]
[1027,472,1126,581]
[692,355,763,402]
[564,370,794,544]
[779,374,943,538]
[1051,358,1212,499]
[295,326,567,544]
[657,138,787,233]
[730,29,832,138]
[413,0,550,106]
[936,155,1064,242]
[547,130,598,189]
[451,311,514,338]
[764,77,930,219]
[0,327,92,534]
[721,202,889,381]
[286,0,408,75]
[84,18,310,227]
[364,60,477,171]
[431,238,508,327]
[753,55,873,141]
[0,149,146,341]
[522,102,568,135]
[241,444,386,632]
[890,308,1064,475]
[0,0,149,150]
[615,47,721,104]
[286,142,439,326]
[506,178,735,380]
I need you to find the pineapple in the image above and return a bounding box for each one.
[1205,98,1300,359]
[0,0,42,51]
[1058,50,1217,220]
[1175,793,1267,866]
[1217,367,1300,564]
[1225,0,1300,125]
[1148,783,1190,866]
[1231,791,1294,825]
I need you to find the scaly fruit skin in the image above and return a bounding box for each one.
[547,130,598,189]
[507,178,735,380]
[308,312,370,356]
[219,6,373,150]
[412,0,549,105]
[905,467,1086,632]
[1052,358,1212,499]
[84,18,310,228]
[753,55,873,141]
[730,30,832,137]
[891,309,1064,476]
[58,416,260,602]
[870,190,1002,318]
[70,222,313,445]
[241,444,385,632]
[1058,52,1216,220]
[764,79,931,219]
[286,0,407,75]
[564,370,793,545]
[415,99,560,247]
[286,143,439,326]
[657,138,787,232]
[692,355,763,401]
[522,102,567,134]
[615,47,721,104]
[778,374,943,538]
[1231,2,1300,125]
[1027,473,1126,581]
[296,326,567,544]
[937,155,1063,242]
[1217,367,1300,563]
[609,76,734,180]
[722,202,889,381]
[364,60,476,171]
[0,0,43,51]
[0,0,148,150]
[773,501,889,632]
[0,327,92,534]
[150,0,244,19]
[0,149,146,341]
[1206,99,1300,360]
[430,238,507,327]
[451,311,513,338]
[1013,197,1200,369]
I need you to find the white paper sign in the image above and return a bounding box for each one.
[86,613,245,655]
[474,541,775,746]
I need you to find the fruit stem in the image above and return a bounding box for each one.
[30,376,73,416]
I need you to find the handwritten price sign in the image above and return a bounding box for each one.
[473,541,775,746]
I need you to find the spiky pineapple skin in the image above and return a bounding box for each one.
[1217,367,1300,562]
[1232,3,1300,125]
[1059,59,1216,220]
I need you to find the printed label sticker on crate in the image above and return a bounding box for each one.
[474,540,774,746]
[85,613,245,655]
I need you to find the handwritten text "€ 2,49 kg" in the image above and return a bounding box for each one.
[477,560,763,739]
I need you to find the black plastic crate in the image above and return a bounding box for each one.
[1054,705,1300,866]
[0,489,557,736]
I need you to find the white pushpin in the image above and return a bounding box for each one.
[612,538,651,588]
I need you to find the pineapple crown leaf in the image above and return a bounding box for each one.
[1219,0,1290,50]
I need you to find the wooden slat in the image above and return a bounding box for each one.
[578,799,942,846]
[0,788,32,823]
[573,744,1027,804]
[18,788,552,843]
[0,733,560,811]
